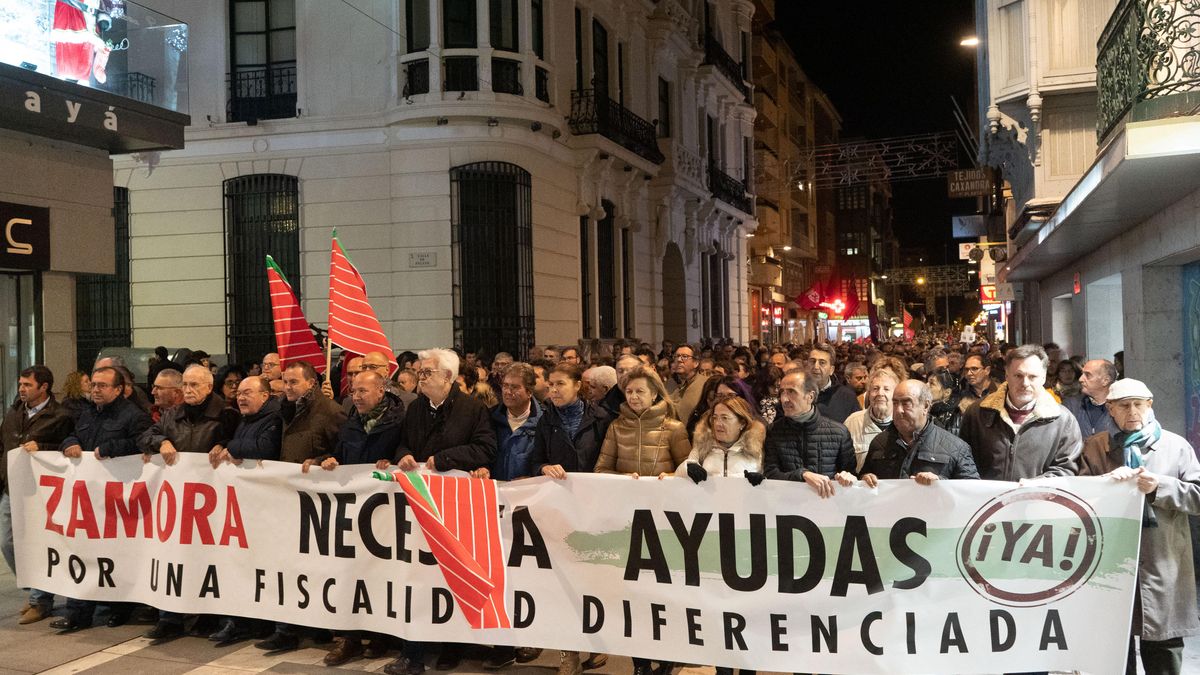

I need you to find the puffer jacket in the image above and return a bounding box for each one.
[529,400,612,475]
[595,399,690,476]
[225,396,282,461]
[861,421,979,480]
[64,395,151,459]
[959,384,1081,481]
[676,417,765,477]
[490,398,543,481]
[763,410,854,480]
[139,393,240,455]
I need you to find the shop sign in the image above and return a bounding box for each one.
[0,201,49,270]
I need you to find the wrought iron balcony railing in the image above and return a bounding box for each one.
[1097,0,1200,141]
[569,89,666,164]
[535,67,550,102]
[403,59,429,97]
[703,32,749,99]
[227,65,297,123]
[709,164,753,213]
[444,56,479,92]
[492,58,523,95]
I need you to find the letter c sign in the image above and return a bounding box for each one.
[7,218,33,255]
[0,202,50,270]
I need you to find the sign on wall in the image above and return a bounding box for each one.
[0,200,49,270]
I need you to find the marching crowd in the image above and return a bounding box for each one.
[1,336,1198,675]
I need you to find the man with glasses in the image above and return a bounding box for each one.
[957,353,997,412]
[668,344,709,423]
[381,348,495,675]
[52,367,151,633]
[560,346,582,366]
[362,350,415,407]
[149,369,184,423]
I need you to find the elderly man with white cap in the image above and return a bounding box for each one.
[1079,378,1200,675]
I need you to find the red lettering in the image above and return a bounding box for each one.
[65,481,99,539]
[219,485,248,548]
[181,483,217,545]
[156,482,176,542]
[104,481,152,538]
[39,475,65,535]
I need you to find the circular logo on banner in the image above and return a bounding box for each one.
[956,487,1103,607]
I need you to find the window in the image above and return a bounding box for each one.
[592,20,609,97]
[531,0,544,59]
[709,244,727,339]
[406,0,430,53]
[574,8,583,90]
[451,162,534,356]
[580,216,591,336]
[490,0,518,52]
[224,175,300,367]
[657,77,671,138]
[597,201,617,339]
[228,0,296,122]
[617,42,625,106]
[444,0,477,48]
[76,187,131,371]
[622,228,634,338]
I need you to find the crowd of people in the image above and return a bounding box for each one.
[0,336,1196,675]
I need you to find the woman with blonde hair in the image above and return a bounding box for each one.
[670,394,765,484]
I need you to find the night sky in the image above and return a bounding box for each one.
[777,1,978,264]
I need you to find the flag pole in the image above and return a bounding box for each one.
[324,334,333,382]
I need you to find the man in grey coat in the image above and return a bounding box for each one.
[1079,379,1200,674]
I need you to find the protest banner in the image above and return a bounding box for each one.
[8,451,1140,674]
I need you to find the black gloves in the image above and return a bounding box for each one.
[745,470,765,486]
[686,462,708,484]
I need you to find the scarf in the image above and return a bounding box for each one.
[360,398,390,433]
[1115,419,1162,469]
[557,399,586,439]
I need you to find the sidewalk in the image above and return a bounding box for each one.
[1,564,1197,674]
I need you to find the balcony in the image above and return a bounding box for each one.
[709,164,753,213]
[403,59,429,97]
[492,58,522,95]
[535,67,550,102]
[703,32,750,99]
[444,56,479,91]
[227,65,296,123]
[569,89,665,164]
[1097,0,1200,143]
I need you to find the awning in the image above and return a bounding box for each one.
[1003,117,1200,282]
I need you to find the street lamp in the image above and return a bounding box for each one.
[916,277,926,285]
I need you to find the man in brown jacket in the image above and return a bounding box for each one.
[1,365,73,624]
[279,361,346,464]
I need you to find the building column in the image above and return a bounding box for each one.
[477,0,493,93]
[429,0,443,92]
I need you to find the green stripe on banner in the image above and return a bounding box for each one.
[404,471,440,520]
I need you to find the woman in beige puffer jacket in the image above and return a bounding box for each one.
[594,366,690,478]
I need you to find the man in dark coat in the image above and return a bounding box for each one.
[210,375,282,466]
[1063,358,1120,438]
[138,364,238,641]
[808,344,861,423]
[763,370,855,498]
[307,371,405,471]
[853,379,979,485]
[280,361,346,464]
[53,366,151,632]
[382,348,495,675]
[1,365,74,625]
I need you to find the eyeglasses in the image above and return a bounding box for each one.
[417,369,438,380]
[362,363,388,371]
[151,385,180,391]
[673,355,694,362]
[964,366,984,373]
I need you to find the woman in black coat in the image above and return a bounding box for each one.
[927,370,963,437]
[529,364,612,477]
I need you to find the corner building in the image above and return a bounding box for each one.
[116,0,758,365]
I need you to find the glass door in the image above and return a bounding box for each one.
[0,273,37,405]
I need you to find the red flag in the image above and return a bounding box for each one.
[328,231,397,374]
[903,309,915,340]
[382,471,511,630]
[266,256,326,374]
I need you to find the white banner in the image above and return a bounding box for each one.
[8,451,1141,674]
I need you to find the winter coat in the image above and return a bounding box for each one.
[763,410,855,480]
[1078,429,1200,641]
[958,384,1081,481]
[669,373,710,426]
[957,380,998,414]
[595,399,690,476]
[225,397,283,461]
[490,399,543,481]
[675,417,765,477]
[138,394,239,455]
[843,409,890,472]
[1,396,74,491]
[816,383,861,424]
[395,386,496,472]
[280,391,347,464]
[599,385,624,419]
[331,392,406,466]
[930,396,963,437]
[529,400,612,475]
[62,395,151,459]
[861,422,979,480]
[1063,394,1119,438]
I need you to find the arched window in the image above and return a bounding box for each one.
[450,162,534,356]
[224,174,300,366]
